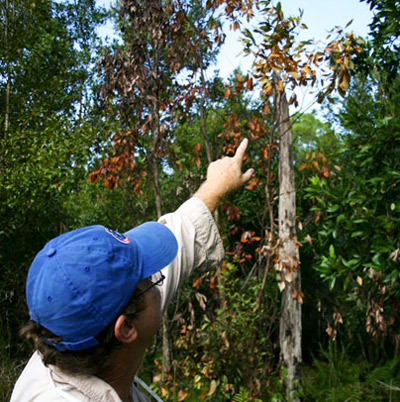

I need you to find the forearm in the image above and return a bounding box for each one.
[193,181,221,213]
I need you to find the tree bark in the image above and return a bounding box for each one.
[199,55,213,165]
[151,42,171,379]
[151,102,170,379]
[274,78,303,401]
[150,46,162,219]
[4,0,12,138]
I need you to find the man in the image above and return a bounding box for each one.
[11,139,254,402]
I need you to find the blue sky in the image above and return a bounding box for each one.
[96,0,374,112]
[213,0,374,111]
[97,0,373,77]
[217,0,373,77]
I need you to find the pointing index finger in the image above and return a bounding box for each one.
[234,138,249,163]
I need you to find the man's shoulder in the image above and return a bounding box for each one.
[11,352,67,401]
[10,352,114,401]
[10,352,153,402]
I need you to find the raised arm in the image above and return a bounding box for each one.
[194,138,254,212]
[158,139,253,310]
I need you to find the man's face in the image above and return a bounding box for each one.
[133,279,163,346]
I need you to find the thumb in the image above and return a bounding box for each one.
[241,168,254,184]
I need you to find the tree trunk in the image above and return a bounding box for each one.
[150,143,162,219]
[4,0,11,138]
[150,47,162,219]
[199,56,213,165]
[151,105,170,378]
[274,78,303,401]
[150,44,171,379]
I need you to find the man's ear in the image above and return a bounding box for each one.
[114,315,138,344]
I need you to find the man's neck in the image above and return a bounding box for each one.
[98,345,145,402]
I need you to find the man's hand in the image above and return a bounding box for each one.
[194,138,254,212]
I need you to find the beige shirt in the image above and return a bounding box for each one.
[11,197,224,402]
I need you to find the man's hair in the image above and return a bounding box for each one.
[20,280,151,376]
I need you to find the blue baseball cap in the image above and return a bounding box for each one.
[26,223,178,351]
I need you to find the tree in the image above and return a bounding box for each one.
[238,1,364,398]
[273,78,303,400]
[304,74,400,358]
[93,0,228,379]
[292,112,340,162]
[300,0,400,361]
[360,0,400,83]
[0,0,105,368]
[91,0,260,380]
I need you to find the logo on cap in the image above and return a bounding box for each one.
[104,227,130,244]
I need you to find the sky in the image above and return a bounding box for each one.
[218,0,373,78]
[96,0,374,112]
[97,1,374,69]
[214,0,374,112]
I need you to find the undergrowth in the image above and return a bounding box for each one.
[303,342,400,402]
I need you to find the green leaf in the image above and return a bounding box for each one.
[345,19,354,28]
[329,244,336,259]
[327,204,340,213]
[351,231,365,238]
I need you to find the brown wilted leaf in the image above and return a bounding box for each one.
[297,289,304,304]
[321,166,330,178]
[338,68,350,94]
[172,313,182,322]
[299,163,310,172]
[153,374,162,383]
[222,331,230,348]
[207,380,217,396]
[334,311,343,325]
[262,103,271,115]
[390,248,400,262]
[241,231,253,243]
[246,77,253,90]
[194,142,201,168]
[245,176,262,190]
[326,323,337,340]
[210,270,218,290]
[193,273,207,289]
[195,292,207,311]
[178,390,188,401]
[160,387,168,398]
[290,287,304,304]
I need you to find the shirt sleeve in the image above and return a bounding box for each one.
[158,197,224,312]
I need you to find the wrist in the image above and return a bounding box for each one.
[193,181,223,213]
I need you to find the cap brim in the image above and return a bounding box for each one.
[125,222,178,279]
